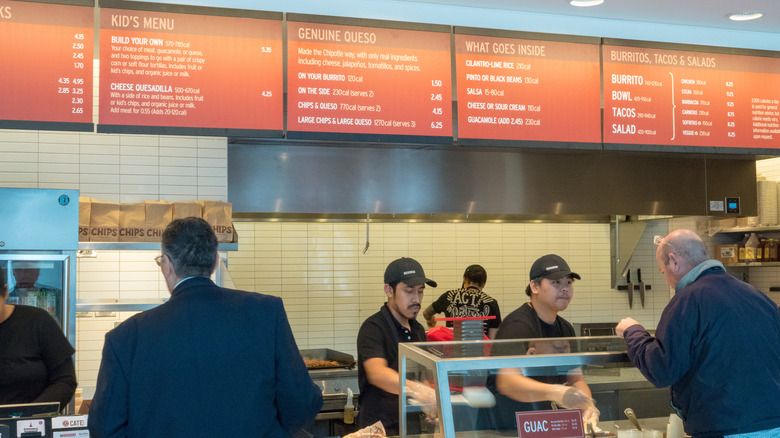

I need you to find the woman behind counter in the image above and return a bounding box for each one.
[0,263,77,410]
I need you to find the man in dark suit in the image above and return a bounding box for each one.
[88,217,322,438]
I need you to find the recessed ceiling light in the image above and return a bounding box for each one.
[570,0,605,7]
[728,11,763,21]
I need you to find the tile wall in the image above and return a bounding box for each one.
[2,120,779,397]
[226,220,673,357]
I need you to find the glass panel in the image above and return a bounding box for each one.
[400,338,651,438]
[8,260,64,327]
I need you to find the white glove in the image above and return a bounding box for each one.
[407,381,438,421]
[547,384,593,410]
[582,405,600,431]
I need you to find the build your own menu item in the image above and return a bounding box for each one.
[456,33,601,144]
[0,0,93,129]
[603,43,780,150]
[287,19,452,139]
[98,5,282,134]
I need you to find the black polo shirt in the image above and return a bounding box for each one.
[356,303,426,435]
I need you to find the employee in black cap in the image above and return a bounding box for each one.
[356,257,438,435]
[488,254,599,430]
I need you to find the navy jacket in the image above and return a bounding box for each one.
[624,266,780,437]
[88,277,322,437]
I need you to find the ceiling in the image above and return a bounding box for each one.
[393,0,780,35]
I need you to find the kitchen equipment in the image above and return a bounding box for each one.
[624,408,642,431]
[637,268,645,308]
[626,269,634,309]
[300,348,355,370]
[0,188,79,347]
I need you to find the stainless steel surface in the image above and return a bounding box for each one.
[229,145,758,217]
[624,408,642,431]
[610,219,646,288]
[78,242,238,251]
[0,188,79,250]
[76,299,168,312]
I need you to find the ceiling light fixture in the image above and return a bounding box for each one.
[570,0,604,7]
[727,11,763,21]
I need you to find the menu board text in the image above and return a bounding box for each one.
[603,45,780,149]
[456,34,601,143]
[288,21,452,138]
[0,1,93,128]
[99,8,283,133]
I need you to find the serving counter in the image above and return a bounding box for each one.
[398,336,672,438]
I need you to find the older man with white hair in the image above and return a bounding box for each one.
[617,229,780,438]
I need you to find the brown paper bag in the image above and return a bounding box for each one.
[143,200,173,242]
[79,197,91,241]
[89,201,119,242]
[201,200,234,243]
[172,201,202,220]
[119,203,146,242]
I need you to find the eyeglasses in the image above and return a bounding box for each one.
[653,235,666,246]
[155,254,164,266]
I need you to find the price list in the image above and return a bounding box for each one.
[603,44,780,149]
[98,6,282,134]
[287,20,452,139]
[0,0,93,129]
[455,33,601,144]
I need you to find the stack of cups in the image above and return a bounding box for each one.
[757,180,778,225]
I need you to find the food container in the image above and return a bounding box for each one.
[300,348,356,369]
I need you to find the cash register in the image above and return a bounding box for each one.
[0,402,88,438]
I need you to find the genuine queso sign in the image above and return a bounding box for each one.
[515,409,585,438]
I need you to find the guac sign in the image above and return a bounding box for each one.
[516,409,585,438]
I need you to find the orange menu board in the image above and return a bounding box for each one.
[0,0,93,130]
[287,18,452,141]
[455,31,601,145]
[603,43,780,150]
[98,3,282,136]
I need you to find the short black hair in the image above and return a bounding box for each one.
[161,217,219,278]
[463,264,487,286]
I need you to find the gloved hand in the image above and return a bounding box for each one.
[407,381,438,421]
[582,405,600,431]
[547,384,593,410]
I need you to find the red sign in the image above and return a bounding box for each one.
[456,34,601,143]
[603,44,780,149]
[287,21,452,138]
[0,1,93,127]
[515,409,584,438]
[98,7,282,133]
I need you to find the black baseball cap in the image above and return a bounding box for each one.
[529,254,581,281]
[384,257,437,287]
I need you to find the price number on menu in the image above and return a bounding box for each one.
[261,91,273,97]
[260,46,272,53]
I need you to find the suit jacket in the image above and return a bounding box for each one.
[88,277,322,438]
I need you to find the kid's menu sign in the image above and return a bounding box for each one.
[603,43,780,150]
[456,31,601,145]
[287,18,452,141]
[98,4,283,135]
[0,0,93,130]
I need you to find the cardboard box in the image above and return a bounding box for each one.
[716,244,739,264]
